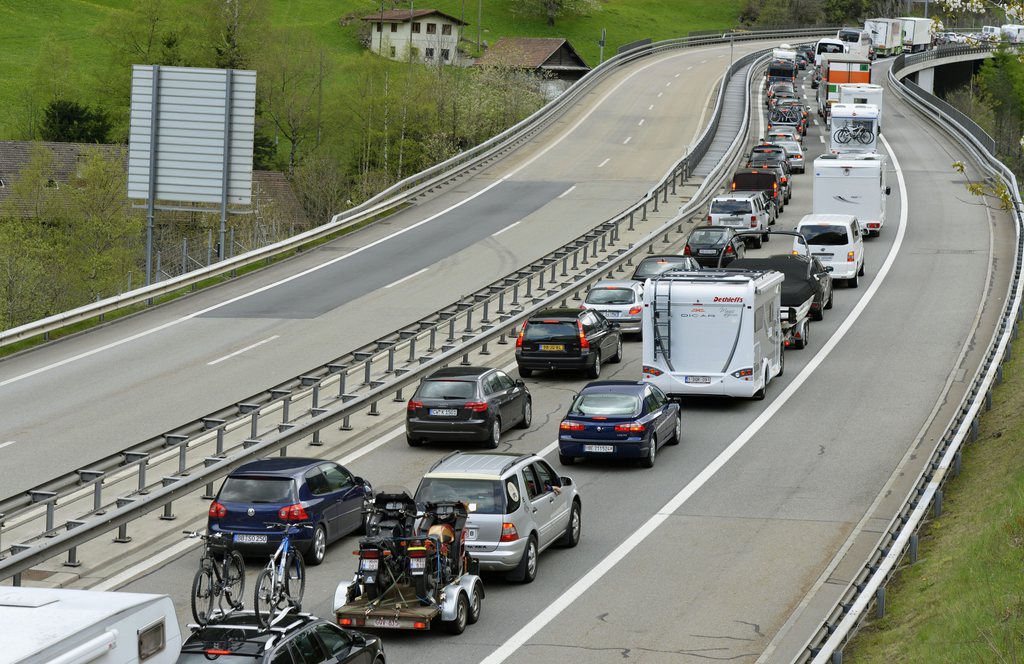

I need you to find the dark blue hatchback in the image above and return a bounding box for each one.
[558,381,681,468]
[208,457,372,566]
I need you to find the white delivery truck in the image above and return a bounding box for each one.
[898,17,933,53]
[813,154,891,236]
[981,25,1001,41]
[814,37,847,69]
[839,84,884,131]
[864,18,903,56]
[2,587,181,664]
[829,103,880,153]
[641,269,785,400]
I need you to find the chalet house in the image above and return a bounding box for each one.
[475,38,591,99]
[362,9,468,65]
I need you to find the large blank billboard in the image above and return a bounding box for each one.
[128,65,256,205]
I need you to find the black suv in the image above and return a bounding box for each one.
[177,611,385,663]
[516,308,623,379]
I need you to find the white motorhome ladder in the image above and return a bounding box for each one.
[652,279,674,371]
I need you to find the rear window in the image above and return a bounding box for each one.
[569,393,641,417]
[711,199,752,214]
[633,257,689,278]
[415,478,506,515]
[586,288,635,305]
[417,379,476,399]
[767,63,795,78]
[800,225,850,245]
[838,30,862,42]
[524,321,577,342]
[689,229,728,244]
[218,477,294,503]
[733,173,775,191]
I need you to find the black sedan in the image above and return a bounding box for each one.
[630,254,701,281]
[684,226,747,267]
[558,380,681,468]
[406,366,531,448]
[729,254,834,320]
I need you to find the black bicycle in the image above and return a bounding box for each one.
[184,531,246,625]
[833,125,874,145]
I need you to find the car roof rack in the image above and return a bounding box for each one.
[428,450,463,472]
[499,454,534,476]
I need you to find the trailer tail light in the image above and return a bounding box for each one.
[683,244,692,255]
[867,222,880,229]
[208,501,226,518]
[731,368,754,378]
[500,522,519,542]
[339,618,354,627]
[464,402,489,413]
[577,321,590,350]
[560,421,585,431]
[407,400,423,411]
[516,322,526,348]
[355,549,379,557]
[278,503,309,521]
[414,621,429,630]
[614,423,646,433]
[628,306,642,315]
[847,251,856,263]
[206,650,233,656]
[642,365,664,377]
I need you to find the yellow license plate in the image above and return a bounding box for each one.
[540,344,564,351]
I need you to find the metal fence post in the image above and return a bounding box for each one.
[29,491,58,536]
[160,477,180,520]
[77,469,105,514]
[203,457,223,499]
[125,452,149,494]
[114,497,136,543]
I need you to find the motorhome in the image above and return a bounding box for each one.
[898,17,933,53]
[3,587,181,664]
[816,54,872,120]
[812,154,890,236]
[864,18,903,56]
[981,25,1000,41]
[837,27,874,59]
[829,103,880,153]
[1001,24,1024,43]
[641,269,785,399]
[838,84,884,131]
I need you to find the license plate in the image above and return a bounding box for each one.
[685,376,711,384]
[234,534,267,544]
[540,344,564,351]
[360,558,379,571]
[372,617,401,629]
[583,444,615,453]
[409,558,425,569]
[601,310,620,318]
[698,249,717,255]
[429,408,458,417]
[813,253,833,258]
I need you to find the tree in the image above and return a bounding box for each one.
[194,0,269,69]
[40,100,112,143]
[509,0,600,27]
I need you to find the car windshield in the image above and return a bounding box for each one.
[524,321,577,342]
[689,229,728,245]
[415,478,505,514]
[417,379,476,399]
[569,393,641,417]
[634,257,688,278]
[218,477,294,503]
[777,141,802,155]
[586,287,635,305]
[711,199,752,214]
[801,225,850,245]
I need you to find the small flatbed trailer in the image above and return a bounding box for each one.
[334,574,483,635]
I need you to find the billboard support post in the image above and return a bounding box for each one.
[145,65,160,286]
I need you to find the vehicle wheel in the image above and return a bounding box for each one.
[558,453,576,466]
[224,550,247,610]
[284,552,306,608]
[507,536,538,583]
[753,234,763,250]
[406,434,423,447]
[778,344,785,377]
[753,368,769,401]
[763,232,770,243]
[190,567,215,625]
[848,273,859,288]
[444,592,469,635]
[640,435,657,469]
[519,366,534,378]
[253,568,277,628]
[858,263,865,277]
[586,352,602,379]
[794,321,808,349]
[415,567,437,604]
[467,584,483,624]
[485,418,501,449]
[667,414,682,446]
[305,524,327,566]
[558,500,582,548]
[610,336,623,363]
[825,289,834,310]
[517,399,532,429]
[811,304,824,321]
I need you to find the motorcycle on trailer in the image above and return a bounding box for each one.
[354,488,418,600]
[408,501,471,604]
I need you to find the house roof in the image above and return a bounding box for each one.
[475,37,590,71]
[361,9,467,25]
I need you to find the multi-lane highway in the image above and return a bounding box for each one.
[99,52,1012,664]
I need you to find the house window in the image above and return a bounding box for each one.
[411,22,420,33]
[390,46,396,57]
[442,24,452,35]
[376,22,382,32]
[426,22,436,34]
[425,47,435,59]
[441,48,450,61]
[391,23,397,32]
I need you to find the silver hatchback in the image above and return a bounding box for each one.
[582,280,645,334]
[414,452,581,583]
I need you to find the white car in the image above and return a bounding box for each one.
[582,280,645,334]
[794,214,865,287]
[775,139,805,173]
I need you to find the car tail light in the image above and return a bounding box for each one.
[465,402,489,412]
[731,367,754,378]
[278,503,309,521]
[408,546,426,558]
[780,176,788,184]
[731,181,737,191]
[706,215,712,223]
[516,322,526,348]
[847,251,855,263]
[577,320,590,350]
[208,501,226,518]
[643,365,663,377]
[683,244,692,255]
[628,306,642,315]
[751,217,758,228]
[725,244,735,255]
[206,650,233,656]
[868,222,880,229]
[614,423,646,433]
[500,522,519,542]
[560,421,585,431]
[360,549,380,558]
[407,400,423,411]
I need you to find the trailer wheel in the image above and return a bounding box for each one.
[467,584,483,625]
[445,592,469,635]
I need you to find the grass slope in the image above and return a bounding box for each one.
[846,346,1024,661]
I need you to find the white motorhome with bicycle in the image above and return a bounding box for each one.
[3,587,181,664]
[828,103,880,153]
[641,269,785,400]
[812,154,890,236]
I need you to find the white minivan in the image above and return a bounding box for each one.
[794,214,865,287]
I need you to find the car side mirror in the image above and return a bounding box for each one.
[826,265,834,272]
[885,186,891,195]
[560,477,573,486]
[515,379,525,388]
[350,632,366,645]
[353,476,366,486]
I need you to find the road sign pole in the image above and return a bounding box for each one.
[145,65,160,286]
[219,69,233,261]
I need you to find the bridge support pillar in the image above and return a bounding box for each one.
[917,67,935,94]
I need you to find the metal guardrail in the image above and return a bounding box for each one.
[794,51,1024,664]
[0,41,774,583]
[0,27,837,349]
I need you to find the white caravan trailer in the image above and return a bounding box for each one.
[829,103,880,153]
[2,587,181,664]
[1001,24,1024,43]
[641,269,785,399]
[838,84,884,131]
[864,18,902,56]
[813,154,891,236]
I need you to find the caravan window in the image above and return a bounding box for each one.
[754,307,764,332]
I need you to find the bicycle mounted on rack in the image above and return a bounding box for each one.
[253,521,312,629]
[184,530,246,626]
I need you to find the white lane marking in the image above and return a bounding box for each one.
[819,135,825,143]
[674,73,680,78]
[0,441,14,450]
[648,104,654,110]
[665,82,672,87]
[598,158,611,168]
[478,132,911,664]
[206,336,280,366]
[557,186,577,199]
[638,119,645,127]
[757,79,765,140]
[383,267,429,288]
[657,92,663,98]
[491,222,522,237]
[3,48,705,389]
[623,136,632,145]
[718,54,725,58]
[700,59,708,63]
[686,66,693,71]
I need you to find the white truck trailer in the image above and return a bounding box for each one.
[641,269,785,399]
[813,154,891,236]
[2,587,181,664]
[838,84,884,131]
[864,18,902,56]
[898,17,933,53]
